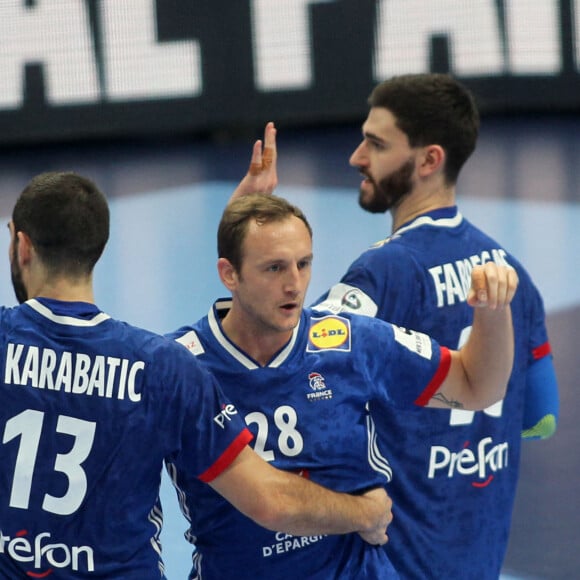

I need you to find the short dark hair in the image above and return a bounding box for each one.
[369,73,480,184]
[12,171,110,277]
[218,193,312,272]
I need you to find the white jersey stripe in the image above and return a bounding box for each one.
[391,211,464,240]
[26,298,111,326]
[366,406,392,481]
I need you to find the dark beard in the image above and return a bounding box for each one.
[10,244,28,304]
[358,157,415,214]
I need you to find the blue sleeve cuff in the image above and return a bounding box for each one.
[522,355,559,440]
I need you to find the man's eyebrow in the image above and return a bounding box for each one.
[363,130,386,144]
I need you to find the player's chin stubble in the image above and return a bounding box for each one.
[359,157,415,214]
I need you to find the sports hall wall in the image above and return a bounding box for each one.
[1,1,578,145]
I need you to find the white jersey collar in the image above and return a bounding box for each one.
[392,207,463,239]
[208,299,300,369]
[25,298,111,327]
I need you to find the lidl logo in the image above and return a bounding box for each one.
[307,316,351,352]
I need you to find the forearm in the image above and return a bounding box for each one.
[210,447,389,540]
[429,263,517,411]
[457,305,514,409]
[255,469,384,536]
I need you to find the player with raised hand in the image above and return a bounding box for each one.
[232,75,558,578]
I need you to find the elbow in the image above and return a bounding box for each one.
[463,384,508,412]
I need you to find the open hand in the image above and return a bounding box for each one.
[229,121,278,203]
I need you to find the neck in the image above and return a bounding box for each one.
[221,309,293,367]
[391,185,456,233]
[28,278,95,304]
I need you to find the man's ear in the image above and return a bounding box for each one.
[16,231,34,266]
[418,144,445,178]
[217,258,238,291]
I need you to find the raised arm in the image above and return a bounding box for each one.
[228,121,278,203]
[427,262,518,410]
[210,446,391,545]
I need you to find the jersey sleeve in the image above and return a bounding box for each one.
[312,242,420,323]
[522,355,559,439]
[360,319,450,409]
[160,342,253,480]
[520,273,559,439]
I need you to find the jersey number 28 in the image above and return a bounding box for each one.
[245,405,304,461]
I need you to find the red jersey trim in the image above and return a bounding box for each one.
[532,341,552,360]
[414,347,452,407]
[198,428,254,483]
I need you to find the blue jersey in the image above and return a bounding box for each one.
[314,206,559,579]
[167,300,451,580]
[0,298,251,579]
